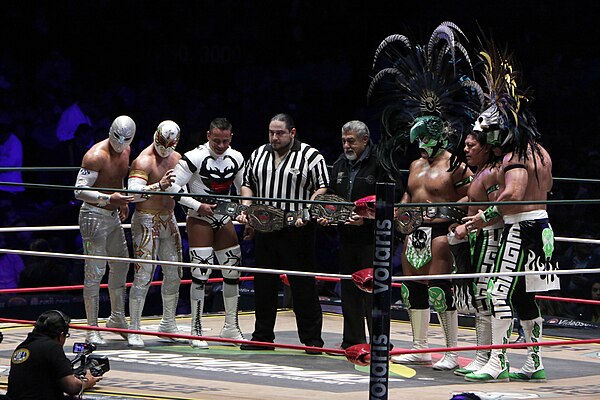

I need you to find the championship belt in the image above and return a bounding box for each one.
[212,202,248,218]
[395,206,423,234]
[285,208,310,227]
[246,204,284,232]
[423,205,466,224]
[309,194,354,224]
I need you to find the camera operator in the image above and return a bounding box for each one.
[7,310,102,399]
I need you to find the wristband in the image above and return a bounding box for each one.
[481,205,501,222]
[143,182,161,192]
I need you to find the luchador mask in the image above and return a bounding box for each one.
[154,120,180,158]
[108,115,136,153]
[410,116,448,158]
[473,104,513,149]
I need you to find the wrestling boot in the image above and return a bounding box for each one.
[127,296,146,347]
[455,313,491,376]
[509,317,546,382]
[158,293,181,340]
[433,310,459,370]
[106,286,129,339]
[84,294,106,345]
[219,286,245,343]
[190,281,209,349]
[216,247,245,344]
[464,317,512,382]
[391,308,432,365]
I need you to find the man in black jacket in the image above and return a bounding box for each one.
[7,310,101,399]
[319,120,403,350]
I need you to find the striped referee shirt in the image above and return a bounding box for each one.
[243,139,330,212]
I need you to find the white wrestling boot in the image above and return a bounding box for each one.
[158,293,180,340]
[85,294,106,345]
[106,286,129,339]
[464,317,511,382]
[391,308,432,365]
[433,309,459,370]
[127,296,145,347]
[219,288,244,343]
[190,280,208,349]
[509,317,546,382]
[455,313,491,376]
[106,294,129,339]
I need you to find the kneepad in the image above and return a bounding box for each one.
[215,245,241,285]
[401,281,429,309]
[428,280,455,313]
[190,247,213,284]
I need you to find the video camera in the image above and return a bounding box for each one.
[71,342,110,378]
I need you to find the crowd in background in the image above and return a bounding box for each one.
[0,2,599,323]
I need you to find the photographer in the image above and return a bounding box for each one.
[7,310,102,399]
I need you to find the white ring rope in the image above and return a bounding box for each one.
[0,247,598,283]
[0,224,597,245]
[0,247,349,280]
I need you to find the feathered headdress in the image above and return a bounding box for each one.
[368,22,484,179]
[473,37,541,161]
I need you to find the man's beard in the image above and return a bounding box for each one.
[344,151,357,161]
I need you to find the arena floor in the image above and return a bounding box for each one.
[1,310,599,400]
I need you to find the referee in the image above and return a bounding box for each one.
[239,113,330,353]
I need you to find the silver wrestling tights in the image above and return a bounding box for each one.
[79,203,130,341]
[129,210,182,344]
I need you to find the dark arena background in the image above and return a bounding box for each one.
[1,1,600,400]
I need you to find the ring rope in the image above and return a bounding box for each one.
[0,222,187,233]
[2,278,599,308]
[0,167,81,172]
[0,276,256,295]
[2,180,600,208]
[0,247,350,280]
[0,317,339,354]
[0,224,598,246]
[0,247,598,283]
[388,338,600,357]
[3,246,600,284]
[3,166,600,184]
[1,316,598,357]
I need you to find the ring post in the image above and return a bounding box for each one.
[369,182,395,400]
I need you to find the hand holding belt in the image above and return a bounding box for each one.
[423,205,466,223]
[209,200,286,232]
[284,208,311,227]
[309,193,354,224]
[212,201,248,218]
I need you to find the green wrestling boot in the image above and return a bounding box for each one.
[508,317,546,382]
[464,317,512,383]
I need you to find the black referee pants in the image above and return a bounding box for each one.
[252,224,324,346]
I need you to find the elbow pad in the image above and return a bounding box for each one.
[165,183,201,211]
[74,168,110,207]
[128,170,162,202]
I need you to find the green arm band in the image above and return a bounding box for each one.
[486,184,500,195]
[481,205,501,222]
[454,175,473,188]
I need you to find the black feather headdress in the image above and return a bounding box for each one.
[368,22,484,178]
[473,37,541,161]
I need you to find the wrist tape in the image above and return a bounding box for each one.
[481,205,501,222]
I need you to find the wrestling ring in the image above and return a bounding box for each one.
[0,172,599,400]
